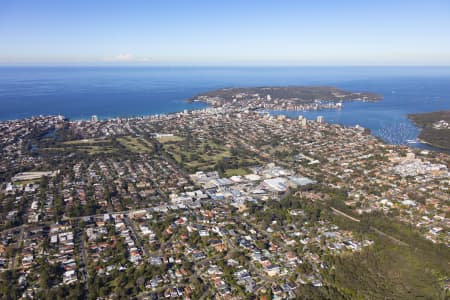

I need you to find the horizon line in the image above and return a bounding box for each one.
[1,64,450,68]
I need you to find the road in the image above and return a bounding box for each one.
[124,215,150,258]
[10,226,25,270]
[330,206,409,247]
[330,207,360,223]
[370,226,409,247]
[0,224,29,236]
[74,224,89,291]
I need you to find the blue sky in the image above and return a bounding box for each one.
[0,0,449,65]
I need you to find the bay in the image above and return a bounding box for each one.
[1,66,449,147]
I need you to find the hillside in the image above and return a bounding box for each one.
[188,86,382,107]
[408,110,450,149]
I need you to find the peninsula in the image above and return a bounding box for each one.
[189,86,382,111]
[408,110,450,150]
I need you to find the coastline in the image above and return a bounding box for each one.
[407,111,450,151]
[2,97,449,154]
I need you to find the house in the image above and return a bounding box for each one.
[265,264,280,277]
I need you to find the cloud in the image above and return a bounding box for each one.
[102,53,153,63]
[113,53,134,61]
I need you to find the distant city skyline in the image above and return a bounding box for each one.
[1,0,450,66]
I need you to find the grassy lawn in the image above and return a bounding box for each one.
[200,150,231,161]
[43,138,117,155]
[63,138,107,145]
[85,146,116,154]
[224,168,249,177]
[162,138,261,173]
[63,136,154,154]
[157,135,184,143]
[116,136,154,153]
[171,153,182,163]
[44,145,116,155]
[13,178,41,185]
[164,140,232,171]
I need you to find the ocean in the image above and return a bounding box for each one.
[1,66,450,147]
